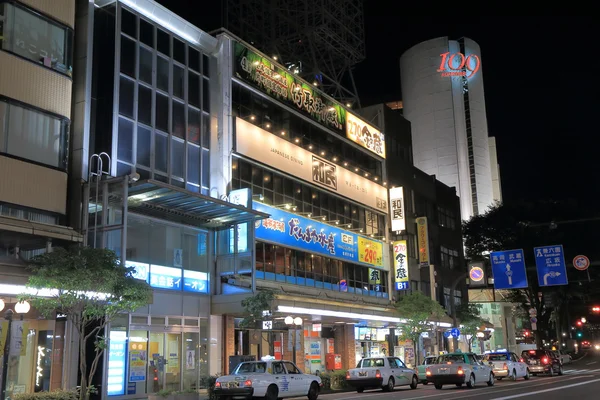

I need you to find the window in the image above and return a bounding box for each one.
[0,99,69,169]
[0,2,73,76]
[440,246,459,270]
[437,206,457,230]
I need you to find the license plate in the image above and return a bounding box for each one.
[440,368,448,374]
[359,371,368,377]
[228,382,239,388]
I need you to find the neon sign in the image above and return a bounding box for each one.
[437,52,480,78]
[36,346,46,387]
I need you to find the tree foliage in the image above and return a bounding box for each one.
[239,289,277,329]
[456,303,488,349]
[462,200,599,345]
[395,292,447,363]
[23,247,153,400]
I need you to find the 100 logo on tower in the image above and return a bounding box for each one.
[438,52,480,78]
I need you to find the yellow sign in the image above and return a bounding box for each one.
[416,217,430,266]
[346,113,386,159]
[393,240,409,290]
[358,236,383,267]
[368,268,382,285]
[21,322,29,356]
[0,321,7,356]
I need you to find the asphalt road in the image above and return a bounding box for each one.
[297,351,600,400]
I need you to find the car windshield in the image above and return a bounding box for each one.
[234,362,267,374]
[437,354,465,364]
[485,354,509,361]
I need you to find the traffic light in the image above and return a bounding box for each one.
[576,320,583,327]
[577,332,583,338]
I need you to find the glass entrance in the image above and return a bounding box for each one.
[147,332,181,393]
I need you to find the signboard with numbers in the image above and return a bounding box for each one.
[393,240,409,290]
[534,245,568,287]
[490,249,528,290]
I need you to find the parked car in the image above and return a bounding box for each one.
[214,360,321,400]
[521,349,563,376]
[346,356,419,393]
[483,352,530,380]
[425,351,495,389]
[417,356,438,384]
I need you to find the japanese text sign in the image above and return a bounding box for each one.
[393,240,409,290]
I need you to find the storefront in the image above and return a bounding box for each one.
[0,300,67,396]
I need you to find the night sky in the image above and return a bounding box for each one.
[155,3,597,211]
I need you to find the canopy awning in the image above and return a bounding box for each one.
[123,179,269,230]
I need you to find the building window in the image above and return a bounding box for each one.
[437,206,456,230]
[0,2,73,76]
[440,246,459,270]
[0,98,69,169]
[231,157,386,237]
[115,6,212,194]
[255,241,388,298]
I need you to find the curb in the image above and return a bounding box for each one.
[571,352,588,363]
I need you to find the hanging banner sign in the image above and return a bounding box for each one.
[393,240,409,290]
[389,187,406,232]
[416,217,430,267]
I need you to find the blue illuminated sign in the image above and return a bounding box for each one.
[252,203,382,267]
[107,331,127,396]
[395,282,410,291]
[149,265,182,290]
[183,270,209,293]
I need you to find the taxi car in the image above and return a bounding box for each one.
[213,359,322,400]
[416,356,438,384]
[426,351,495,389]
[483,352,530,380]
[346,356,419,392]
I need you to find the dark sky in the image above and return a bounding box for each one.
[156,3,597,210]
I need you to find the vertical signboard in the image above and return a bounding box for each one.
[393,240,409,290]
[416,217,430,267]
[389,187,406,232]
[368,268,382,291]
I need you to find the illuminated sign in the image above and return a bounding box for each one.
[368,268,382,291]
[416,217,430,267]
[389,187,406,232]
[393,241,409,291]
[36,346,45,387]
[149,265,182,290]
[468,261,486,287]
[437,52,480,78]
[346,113,385,158]
[183,270,209,293]
[253,203,386,269]
[236,118,388,213]
[234,42,346,132]
[107,331,127,395]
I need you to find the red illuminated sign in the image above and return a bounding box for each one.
[438,52,481,78]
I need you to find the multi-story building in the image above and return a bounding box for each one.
[360,103,466,354]
[0,0,83,396]
[399,37,502,221]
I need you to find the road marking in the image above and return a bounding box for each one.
[489,378,600,399]
[586,361,597,365]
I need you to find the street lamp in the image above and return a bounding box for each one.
[1,300,30,400]
[285,316,303,365]
[581,317,587,324]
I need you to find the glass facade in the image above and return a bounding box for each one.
[0,98,70,169]
[0,2,73,76]
[232,83,383,180]
[116,7,211,193]
[107,315,209,396]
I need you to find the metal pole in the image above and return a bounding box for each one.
[1,310,14,400]
[292,329,296,365]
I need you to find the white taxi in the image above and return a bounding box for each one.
[483,352,530,380]
[213,359,322,400]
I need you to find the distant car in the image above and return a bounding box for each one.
[417,356,438,384]
[582,341,592,349]
[346,356,418,393]
[483,352,530,380]
[521,350,563,376]
[214,360,322,399]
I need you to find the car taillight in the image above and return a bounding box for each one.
[529,350,536,354]
[457,366,464,375]
[244,379,252,387]
[503,363,508,370]
[519,358,524,363]
[375,369,381,378]
[542,357,549,364]
[346,371,350,379]
[215,382,221,388]
[426,367,431,376]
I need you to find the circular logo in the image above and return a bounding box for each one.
[469,266,484,282]
[573,255,590,271]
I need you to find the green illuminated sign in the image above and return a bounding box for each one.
[233,42,346,132]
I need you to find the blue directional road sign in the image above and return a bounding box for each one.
[443,331,452,339]
[490,249,529,289]
[534,245,568,287]
[451,328,461,338]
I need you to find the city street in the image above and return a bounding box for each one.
[292,352,600,400]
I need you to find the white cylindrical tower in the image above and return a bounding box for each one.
[400,37,494,220]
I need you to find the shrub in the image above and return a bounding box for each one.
[319,370,348,390]
[14,390,79,400]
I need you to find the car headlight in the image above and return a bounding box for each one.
[594,344,600,350]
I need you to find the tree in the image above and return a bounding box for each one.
[395,292,447,365]
[239,289,277,329]
[23,247,152,400]
[463,200,598,346]
[456,303,488,350]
